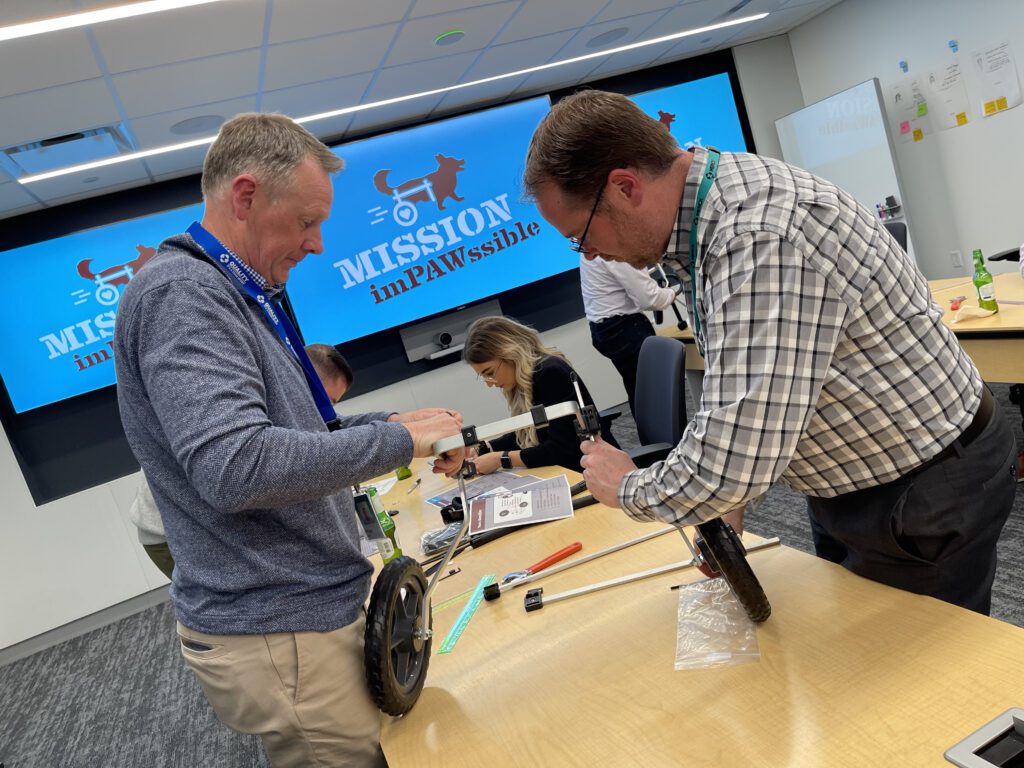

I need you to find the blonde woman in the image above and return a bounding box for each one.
[463,316,617,474]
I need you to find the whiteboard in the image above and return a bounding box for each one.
[775,79,916,263]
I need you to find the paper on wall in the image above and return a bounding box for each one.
[923,62,972,130]
[889,77,933,143]
[972,41,1022,117]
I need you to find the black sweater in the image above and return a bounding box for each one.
[489,356,618,473]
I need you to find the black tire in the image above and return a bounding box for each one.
[696,518,772,623]
[364,556,431,715]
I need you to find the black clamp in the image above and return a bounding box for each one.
[524,587,545,612]
[440,496,464,525]
[574,404,602,441]
[530,405,549,429]
[483,582,501,601]
[461,425,479,448]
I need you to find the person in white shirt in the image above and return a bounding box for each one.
[580,254,680,417]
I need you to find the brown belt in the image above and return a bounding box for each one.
[915,386,994,474]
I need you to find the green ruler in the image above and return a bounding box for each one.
[437,574,495,654]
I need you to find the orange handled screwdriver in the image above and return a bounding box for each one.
[501,542,583,584]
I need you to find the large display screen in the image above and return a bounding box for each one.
[285,96,567,346]
[629,72,750,152]
[0,204,201,413]
[0,96,571,413]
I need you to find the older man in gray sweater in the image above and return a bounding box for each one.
[115,113,463,766]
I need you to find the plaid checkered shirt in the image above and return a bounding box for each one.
[619,146,982,525]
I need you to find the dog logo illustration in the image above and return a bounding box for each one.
[372,153,465,226]
[657,111,675,131]
[76,244,156,306]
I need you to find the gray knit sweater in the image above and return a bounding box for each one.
[114,233,413,635]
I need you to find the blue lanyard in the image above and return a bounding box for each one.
[186,222,341,431]
[688,148,720,352]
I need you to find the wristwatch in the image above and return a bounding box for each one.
[500,451,512,470]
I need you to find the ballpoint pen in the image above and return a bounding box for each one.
[405,478,422,495]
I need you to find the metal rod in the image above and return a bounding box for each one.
[492,526,678,597]
[532,537,781,609]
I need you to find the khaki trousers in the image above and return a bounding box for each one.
[177,614,385,767]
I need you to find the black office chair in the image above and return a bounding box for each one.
[883,221,908,251]
[628,335,687,468]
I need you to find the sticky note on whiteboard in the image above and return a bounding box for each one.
[916,102,928,116]
[900,120,911,134]
[913,129,924,141]
[956,112,968,126]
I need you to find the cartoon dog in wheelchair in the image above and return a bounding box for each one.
[373,154,465,226]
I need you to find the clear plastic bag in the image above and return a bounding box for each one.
[420,522,462,556]
[674,577,760,670]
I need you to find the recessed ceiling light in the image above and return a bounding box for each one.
[170,114,225,135]
[587,27,629,48]
[434,29,465,46]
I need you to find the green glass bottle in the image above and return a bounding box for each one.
[972,249,999,312]
[367,487,402,563]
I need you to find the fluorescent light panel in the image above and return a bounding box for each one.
[0,0,231,42]
[19,12,768,185]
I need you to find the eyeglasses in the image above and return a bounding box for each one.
[477,360,504,383]
[568,185,604,254]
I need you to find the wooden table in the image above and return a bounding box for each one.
[377,462,1024,767]
[931,272,1024,382]
[660,272,1024,382]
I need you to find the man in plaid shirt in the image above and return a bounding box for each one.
[525,90,1017,614]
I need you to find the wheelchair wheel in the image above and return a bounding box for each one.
[695,518,771,623]
[364,556,431,715]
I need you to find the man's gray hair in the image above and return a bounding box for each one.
[201,112,344,200]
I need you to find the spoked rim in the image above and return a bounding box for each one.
[390,581,428,691]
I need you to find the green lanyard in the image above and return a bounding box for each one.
[688,148,720,348]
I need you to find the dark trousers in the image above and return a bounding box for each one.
[589,313,656,418]
[806,398,1018,614]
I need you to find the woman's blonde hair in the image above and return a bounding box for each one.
[463,316,568,447]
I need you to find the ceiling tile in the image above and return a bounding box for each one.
[268,0,411,44]
[410,0,495,16]
[431,76,532,116]
[112,49,261,118]
[263,25,396,91]
[91,1,266,74]
[0,202,45,221]
[26,159,151,203]
[0,28,101,98]
[345,95,445,136]
[585,39,681,79]
[0,79,120,148]
[657,0,753,34]
[367,51,480,101]
[512,57,607,98]
[143,144,210,180]
[551,9,670,61]
[494,0,607,45]
[0,0,75,26]
[462,30,576,81]
[127,97,257,149]
[0,180,39,209]
[261,72,374,119]
[595,0,681,24]
[382,1,518,68]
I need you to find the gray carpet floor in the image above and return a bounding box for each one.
[1,384,1021,767]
